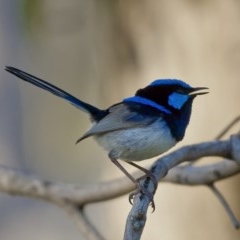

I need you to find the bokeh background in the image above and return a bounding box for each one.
[0,1,240,239]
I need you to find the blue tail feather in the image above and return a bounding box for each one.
[5,66,104,121]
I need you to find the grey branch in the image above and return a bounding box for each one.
[0,133,239,240]
[124,133,240,240]
[208,184,239,229]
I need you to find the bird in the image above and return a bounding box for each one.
[5,66,208,209]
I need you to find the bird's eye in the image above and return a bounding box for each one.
[175,88,186,94]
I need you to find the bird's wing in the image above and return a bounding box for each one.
[76,103,157,143]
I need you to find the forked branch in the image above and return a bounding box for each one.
[0,117,239,240]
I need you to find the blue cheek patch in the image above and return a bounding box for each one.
[123,96,172,114]
[168,92,189,109]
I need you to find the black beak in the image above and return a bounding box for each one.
[189,87,209,96]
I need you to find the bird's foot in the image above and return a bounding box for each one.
[129,186,156,211]
[136,172,158,195]
[128,174,158,212]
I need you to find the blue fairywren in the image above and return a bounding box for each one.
[5,66,208,208]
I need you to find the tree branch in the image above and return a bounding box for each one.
[0,133,239,239]
[124,134,240,240]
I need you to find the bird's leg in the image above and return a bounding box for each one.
[109,154,157,210]
[126,161,158,193]
[109,156,138,185]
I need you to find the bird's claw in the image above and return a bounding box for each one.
[128,188,156,212]
[128,191,136,205]
[128,177,157,212]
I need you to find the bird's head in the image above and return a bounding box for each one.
[123,79,208,142]
[125,79,208,114]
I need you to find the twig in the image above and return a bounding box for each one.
[164,160,240,185]
[208,184,239,229]
[188,115,240,166]
[216,115,240,140]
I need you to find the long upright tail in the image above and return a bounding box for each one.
[5,66,105,121]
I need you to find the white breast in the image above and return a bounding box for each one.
[94,119,176,162]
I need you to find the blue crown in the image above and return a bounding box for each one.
[150,79,191,89]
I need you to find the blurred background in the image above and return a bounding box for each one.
[0,0,239,239]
